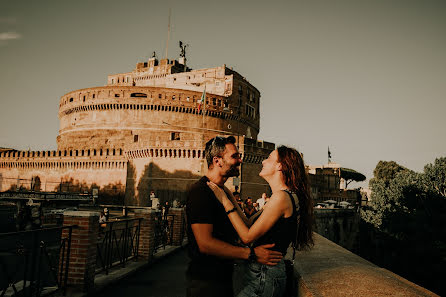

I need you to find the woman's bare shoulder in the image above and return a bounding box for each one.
[270,190,289,201]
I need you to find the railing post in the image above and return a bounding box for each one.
[132,208,156,261]
[62,211,99,293]
[122,220,129,266]
[106,221,113,275]
[170,207,186,246]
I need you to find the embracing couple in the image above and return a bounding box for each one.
[186,136,314,297]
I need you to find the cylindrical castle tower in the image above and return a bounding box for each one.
[57,58,261,152]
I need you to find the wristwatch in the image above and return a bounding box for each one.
[248,246,257,262]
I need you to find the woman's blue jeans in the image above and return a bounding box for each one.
[235,259,286,297]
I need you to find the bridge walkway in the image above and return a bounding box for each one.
[97,248,189,297]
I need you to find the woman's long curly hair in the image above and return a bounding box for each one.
[277,145,314,250]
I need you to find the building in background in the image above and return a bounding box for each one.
[0,48,274,206]
[307,162,365,207]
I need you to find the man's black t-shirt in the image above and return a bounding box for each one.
[186,176,238,281]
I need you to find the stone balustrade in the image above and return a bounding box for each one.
[292,233,438,297]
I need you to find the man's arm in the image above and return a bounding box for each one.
[191,223,282,265]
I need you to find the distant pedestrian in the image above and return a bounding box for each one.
[99,211,107,228]
[163,201,170,221]
[243,197,257,218]
[104,207,109,221]
[257,193,268,210]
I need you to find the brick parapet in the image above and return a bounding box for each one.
[170,207,186,245]
[132,208,157,261]
[62,211,99,293]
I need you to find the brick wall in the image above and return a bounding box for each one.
[133,208,157,261]
[170,207,186,245]
[62,211,99,292]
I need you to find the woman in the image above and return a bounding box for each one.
[208,146,314,297]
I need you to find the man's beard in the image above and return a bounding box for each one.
[223,164,240,177]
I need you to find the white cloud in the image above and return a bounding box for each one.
[0,32,21,41]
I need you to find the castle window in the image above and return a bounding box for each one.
[69,97,73,102]
[134,135,139,142]
[93,94,95,99]
[238,85,243,95]
[245,104,255,119]
[158,94,162,99]
[171,132,180,141]
[131,93,147,98]
[83,95,86,101]
[212,98,216,105]
[111,79,114,84]
[173,78,176,82]
[172,95,175,100]
[115,94,120,98]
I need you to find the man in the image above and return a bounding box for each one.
[186,136,282,297]
[243,197,257,218]
[257,192,268,210]
[163,201,170,221]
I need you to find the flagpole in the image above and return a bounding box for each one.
[201,84,206,132]
[200,84,206,151]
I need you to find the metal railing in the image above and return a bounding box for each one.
[0,226,74,297]
[153,214,174,254]
[96,218,142,275]
[0,190,93,201]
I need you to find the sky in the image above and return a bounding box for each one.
[1,0,445,188]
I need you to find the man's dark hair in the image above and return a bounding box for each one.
[204,136,236,168]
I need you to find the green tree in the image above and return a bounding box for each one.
[372,160,407,185]
[361,158,446,295]
[422,157,446,198]
[362,167,420,230]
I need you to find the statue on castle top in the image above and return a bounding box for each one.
[179,41,188,58]
[151,51,156,59]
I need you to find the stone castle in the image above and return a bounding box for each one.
[0,52,275,206]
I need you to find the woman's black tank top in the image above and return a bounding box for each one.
[253,190,300,254]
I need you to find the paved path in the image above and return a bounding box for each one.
[97,248,189,297]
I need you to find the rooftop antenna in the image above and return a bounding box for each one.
[165,8,171,60]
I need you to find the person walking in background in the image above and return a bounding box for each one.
[257,193,268,210]
[233,192,243,209]
[186,136,282,297]
[99,211,107,228]
[208,146,314,297]
[243,197,257,219]
[163,201,170,221]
